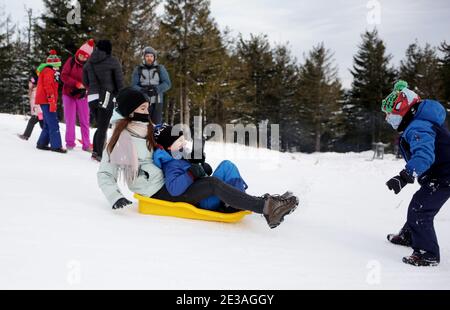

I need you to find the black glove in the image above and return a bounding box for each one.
[70,88,87,99]
[113,198,133,210]
[202,162,213,176]
[386,170,415,195]
[188,164,207,180]
[145,86,158,98]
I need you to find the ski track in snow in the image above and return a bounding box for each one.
[0,113,449,289]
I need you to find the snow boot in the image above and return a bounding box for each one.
[18,134,29,141]
[91,152,102,162]
[263,193,299,229]
[387,227,412,247]
[402,251,440,267]
[51,148,68,154]
[262,191,298,204]
[36,145,51,151]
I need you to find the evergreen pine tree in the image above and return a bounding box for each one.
[33,0,99,62]
[0,14,19,114]
[439,41,450,114]
[349,29,396,149]
[234,34,276,124]
[297,43,343,152]
[271,44,300,151]
[97,0,160,82]
[399,41,443,100]
[157,0,221,126]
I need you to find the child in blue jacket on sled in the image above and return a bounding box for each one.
[152,123,248,213]
[382,80,450,267]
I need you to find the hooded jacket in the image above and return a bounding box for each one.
[83,49,124,100]
[399,99,450,185]
[35,66,59,112]
[61,56,86,97]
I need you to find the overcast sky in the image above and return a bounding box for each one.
[2,0,449,88]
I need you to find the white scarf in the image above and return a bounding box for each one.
[109,122,149,184]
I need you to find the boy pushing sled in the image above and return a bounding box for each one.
[382,80,450,267]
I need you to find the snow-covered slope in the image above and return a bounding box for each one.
[0,113,449,289]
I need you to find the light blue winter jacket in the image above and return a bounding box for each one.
[97,130,165,207]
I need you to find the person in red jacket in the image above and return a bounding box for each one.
[35,50,67,154]
[61,39,94,152]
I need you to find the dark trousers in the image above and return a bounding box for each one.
[149,100,163,125]
[37,104,62,149]
[90,103,113,158]
[404,183,450,260]
[152,177,265,214]
[22,115,43,138]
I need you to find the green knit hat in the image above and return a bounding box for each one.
[381,80,409,114]
[46,50,62,68]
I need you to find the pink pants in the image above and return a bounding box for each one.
[63,95,91,149]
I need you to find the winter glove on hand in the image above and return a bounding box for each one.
[202,162,213,176]
[146,86,158,98]
[188,164,207,180]
[112,198,133,210]
[386,170,415,195]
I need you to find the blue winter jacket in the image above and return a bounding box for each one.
[152,149,249,210]
[399,99,450,185]
[153,148,193,197]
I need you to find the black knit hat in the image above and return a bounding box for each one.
[154,124,183,150]
[96,39,112,55]
[116,87,148,117]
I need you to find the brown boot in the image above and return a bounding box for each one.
[263,193,299,229]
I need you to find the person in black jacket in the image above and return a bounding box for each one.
[83,39,124,161]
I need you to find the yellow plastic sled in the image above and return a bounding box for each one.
[134,194,251,223]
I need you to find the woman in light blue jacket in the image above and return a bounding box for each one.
[97,88,299,229]
[97,89,165,209]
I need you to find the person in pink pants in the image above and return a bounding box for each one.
[62,94,91,150]
[61,39,95,151]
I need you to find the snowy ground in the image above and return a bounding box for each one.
[0,113,449,290]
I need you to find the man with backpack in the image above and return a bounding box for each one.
[131,46,171,125]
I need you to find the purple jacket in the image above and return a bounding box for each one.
[61,57,86,97]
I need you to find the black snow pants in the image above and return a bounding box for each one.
[152,176,265,214]
[22,115,44,138]
[90,103,113,158]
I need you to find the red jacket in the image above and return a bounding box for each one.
[35,66,59,112]
[61,57,85,97]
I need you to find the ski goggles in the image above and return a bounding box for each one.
[381,90,400,114]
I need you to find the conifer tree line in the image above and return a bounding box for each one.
[1,0,449,153]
